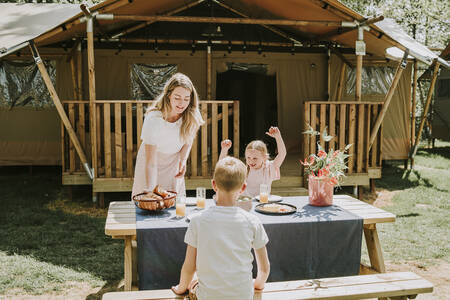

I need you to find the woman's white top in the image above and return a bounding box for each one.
[140,110,184,154]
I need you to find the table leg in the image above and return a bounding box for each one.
[364,224,387,300]
[364,224,386,273]
[124,236,132,291]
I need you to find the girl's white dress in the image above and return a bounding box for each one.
[243,160,280,197]
[132,110,186,198]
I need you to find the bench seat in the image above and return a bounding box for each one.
[102,271,433,300]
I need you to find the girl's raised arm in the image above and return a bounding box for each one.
[266,127,286,169]
[219,139,232,161]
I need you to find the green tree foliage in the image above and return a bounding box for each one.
[340,0,449,48]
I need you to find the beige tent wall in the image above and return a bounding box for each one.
[57,49,207,100]
[211,52,327,153]
[0,107,60,165]
[2,48,411,166]
[330,55,412,159]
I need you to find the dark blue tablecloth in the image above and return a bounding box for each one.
[136,196,363,290]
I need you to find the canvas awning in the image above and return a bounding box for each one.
[0,0,447,68]
[0,3,80,58]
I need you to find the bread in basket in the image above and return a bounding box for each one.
[133,185,177,211]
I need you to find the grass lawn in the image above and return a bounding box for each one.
[0,142,449,299]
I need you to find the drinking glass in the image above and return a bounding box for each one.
[196,187,206,209]
[260,184,269,203]
[176,195,186,218]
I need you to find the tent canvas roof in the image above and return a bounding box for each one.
[0,0,447,68]
[0,3,80,57]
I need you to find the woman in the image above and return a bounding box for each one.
[132,73,204,199]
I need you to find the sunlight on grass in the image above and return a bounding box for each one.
[46,198,108,218]
[0,251,103,295]
[369,143,450,265]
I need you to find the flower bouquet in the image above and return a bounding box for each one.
[301,125,351,206]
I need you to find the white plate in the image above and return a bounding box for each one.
[255,194,283,203]
[185,197,197,206]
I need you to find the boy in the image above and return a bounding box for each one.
[172,157,270,299]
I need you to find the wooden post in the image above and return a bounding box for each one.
[355,27,365,102]
[29,41,92,180]
[355,54,362,101]
[336,63,346,101]
[233,101,240,158]
[411,61,440,158]
[207,45,212,100]
[76,42,83,100]
[327,49,331,100]
[368,51,409,150]
[411,60,418,148]
[87,16,98,180]
[410,60,418,168]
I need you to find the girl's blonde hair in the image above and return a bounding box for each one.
[245,140,270,160]
[148,73,204,143]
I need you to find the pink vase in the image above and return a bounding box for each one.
[308,175,334,206]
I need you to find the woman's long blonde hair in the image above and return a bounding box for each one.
[148,73,204,143]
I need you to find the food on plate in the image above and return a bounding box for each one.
[259,203,295,213]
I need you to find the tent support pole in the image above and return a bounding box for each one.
[86,14,99,203]
[207,45,212,100]
[411,61,440,158]
[368,51,409,151]
[29,41,93,180]
[410,60,418,168]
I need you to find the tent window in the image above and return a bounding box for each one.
[346,66,395,96]
[130,64,177,100]
[437,79,450,99]
[0,60,56,109]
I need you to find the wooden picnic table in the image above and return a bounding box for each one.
[105,194,395,291]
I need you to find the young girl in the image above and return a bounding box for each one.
[219,127,286,197]
[132,73,204,199]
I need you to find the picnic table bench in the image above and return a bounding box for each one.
[102,271,433,300]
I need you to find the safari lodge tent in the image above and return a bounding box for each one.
[1,0,448,202]
[418,43,450,145]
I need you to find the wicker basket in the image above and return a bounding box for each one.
[133,190,176,211]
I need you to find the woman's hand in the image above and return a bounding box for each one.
[175,160,187,178]
[221,139,232,150]
[171,284,187,295]
[266,126,281,138]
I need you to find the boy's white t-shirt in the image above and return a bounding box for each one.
[185,206,269,300]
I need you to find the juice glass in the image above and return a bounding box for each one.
[196,187,206,209]
[260,184,269,203]
[176,195,186,218]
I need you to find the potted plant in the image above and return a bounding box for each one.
[301,126,351,206]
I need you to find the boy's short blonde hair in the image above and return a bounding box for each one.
[213,157,246,192]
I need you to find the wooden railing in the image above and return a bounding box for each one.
[303,101,383,175]
[61,100,239,181]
